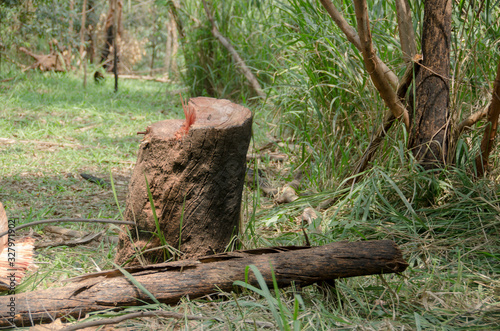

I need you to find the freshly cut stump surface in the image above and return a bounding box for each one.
[115,97,252,265]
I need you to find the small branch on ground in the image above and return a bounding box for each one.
[60,311,209,331]
[0,137,86,149]
[0,219,135,239]
[35,231,104,249]
[80,173,110,187]
[118,74,169,83]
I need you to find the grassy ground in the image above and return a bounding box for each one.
[1,68,499,330]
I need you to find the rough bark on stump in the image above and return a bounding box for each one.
[115,97,252,265]
[0,240,408,328]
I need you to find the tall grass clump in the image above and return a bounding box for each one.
[250,160,499,329]
[266,0,407,188]
[179,0,275,102]
[266,0,500,189]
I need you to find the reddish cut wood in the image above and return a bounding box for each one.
[115,97,252,265]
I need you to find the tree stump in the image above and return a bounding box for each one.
[115,97,252,265]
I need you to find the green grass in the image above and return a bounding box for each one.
[1,0,500,327]
[0,69,184,219]
[0,66,498,330]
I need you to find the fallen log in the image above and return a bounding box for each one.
[0,240,407,327]
[19,40,71,72]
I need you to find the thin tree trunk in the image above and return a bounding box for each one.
[395,0,417,63]
[164,14,176,75]
[475,57,500,176]
[80,0,88,88]
[150,12,157,77]
[68,0,74,61]
[101,0,115,67]
[408,0,452,168]
[86,0,96,64]
[112,0,119,92]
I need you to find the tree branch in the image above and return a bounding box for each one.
[395,0,417,63]
[353,0,410,130]
[201,0,265,98]
[318,0,399,89]
[350,57,421,183]
[475,57,500,176]
[455,104,489,137]
[0,218,135,238]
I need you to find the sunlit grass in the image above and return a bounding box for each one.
[1,0,500,328]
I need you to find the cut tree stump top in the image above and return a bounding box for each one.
[149,97,251,139]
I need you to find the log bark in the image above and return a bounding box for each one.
[115,97,252,265]
[0,240,408,328]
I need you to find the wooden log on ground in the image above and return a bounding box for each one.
[115,97,252,265]
[0,240,407,327]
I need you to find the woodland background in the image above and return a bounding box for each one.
[0,0,499,330]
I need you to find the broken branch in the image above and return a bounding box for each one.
[353,0,410,130]
[318,0,399,89]
[201,0,265,98]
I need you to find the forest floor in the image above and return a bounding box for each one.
[0,69,499,330]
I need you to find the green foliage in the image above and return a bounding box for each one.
[250,162,499,329]
[234,264,303,330]
[179,0,273,101]
[0,0,79,52]
[2,1,500,329]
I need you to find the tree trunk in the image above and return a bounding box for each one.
[408,0,452,168]
[0,240,408,328]
[68,0,74,61]
[475,57,500,176]
[164,13,178,76]
[395,0,417,63]
[112,0,118,92]
[115,97,252,265]
[100,0,122,70]
[86,0,97,63]
[80,0,88,88]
